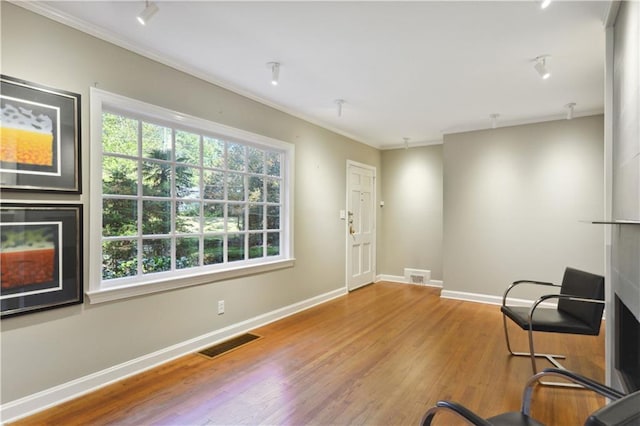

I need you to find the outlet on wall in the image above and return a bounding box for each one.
[217,300,225,315]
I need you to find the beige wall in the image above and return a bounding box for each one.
[443,116,605,300]
[0,3,381,404]
[0,1,612,414]
[379,145,443,280]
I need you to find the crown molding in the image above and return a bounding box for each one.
[9,1,377,149]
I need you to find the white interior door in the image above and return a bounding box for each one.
[346,161,376,291]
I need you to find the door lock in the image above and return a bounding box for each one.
[348,211,356,239]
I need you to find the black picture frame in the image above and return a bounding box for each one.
[0,75,81,193]
[1,203,83,318]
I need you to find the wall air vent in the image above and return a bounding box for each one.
[410,274,424,284]
[404,268,431,285]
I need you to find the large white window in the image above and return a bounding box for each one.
[88,88,294,303]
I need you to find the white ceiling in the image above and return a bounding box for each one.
[25,1,610,149]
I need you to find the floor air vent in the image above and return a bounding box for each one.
[198,333,262,359]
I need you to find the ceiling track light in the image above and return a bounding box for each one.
[541,0,552,9]
[565,102,576,120]
[534,55,551,80]
[267,62,280,86]
[403,137,410,150]
[335,99,345,117]
[490,113,500,129]
[137,0,158,25]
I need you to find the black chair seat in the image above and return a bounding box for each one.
[487,412,545,426]
[501,306,599,335]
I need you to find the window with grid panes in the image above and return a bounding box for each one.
[89,89,293,301]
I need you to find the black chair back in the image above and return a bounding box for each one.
[585,389,640,426]
[557,267,605,334]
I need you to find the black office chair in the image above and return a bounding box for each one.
[501,267,605,387]
[420,368,636,426]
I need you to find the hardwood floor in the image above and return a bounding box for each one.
[12,282,606,425]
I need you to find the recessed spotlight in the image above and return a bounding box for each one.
[137,1,158,25]
[534,56,551,80]
[565,102,576,120]
[335,99,345,117]
[267,62,280,86]
[541,0,552,9]
[490,113,500,129]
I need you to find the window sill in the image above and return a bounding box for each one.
[86,258,295,304]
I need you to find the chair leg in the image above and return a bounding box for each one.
[502,314,517,355]
[526,325,585,388]
[502,314,566,363]
[502,314,582,387]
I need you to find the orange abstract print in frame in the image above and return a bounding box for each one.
[0,102,54,167]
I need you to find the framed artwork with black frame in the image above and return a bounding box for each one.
[0,75,81,193]
[1,203,83,318]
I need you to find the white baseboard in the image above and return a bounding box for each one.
[440,290,505,305]
[376,274,405,283]
[0,287,347,423]
[440,290,557,308]
[376,274,443,288]
[429,280,444,287]
[375,283,549,307]
[440,290,603,318]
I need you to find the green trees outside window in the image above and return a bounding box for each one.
[100,111,284,282]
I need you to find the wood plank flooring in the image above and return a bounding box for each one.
[11,282,606,425]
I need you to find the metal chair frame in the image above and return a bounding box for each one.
[502,280,605,388]
[421,368,626,426]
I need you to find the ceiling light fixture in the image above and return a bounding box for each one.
[335,99,345,117]
[403,137,410,150]
[137,1,158,25]
[541,0,552,9]
[490,113,500,129]
[534,56,551,80]
[267,62,280,86]
[565,102,576,120]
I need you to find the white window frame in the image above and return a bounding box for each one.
[87,88,294,303]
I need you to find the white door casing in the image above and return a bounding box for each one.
[346,161,376,291]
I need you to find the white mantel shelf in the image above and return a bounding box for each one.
[591,220,640,225]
